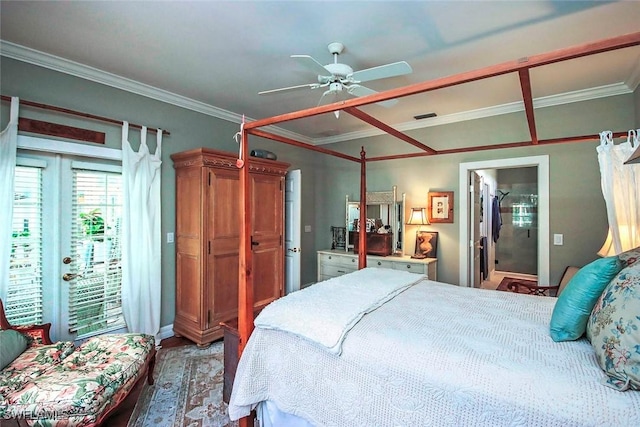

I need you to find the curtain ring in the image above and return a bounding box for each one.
[626,129,636,145]
[599,130,613,146]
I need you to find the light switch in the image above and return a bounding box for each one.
[304,225,312,233]
[553,234,563,246]
[167,232,175,243]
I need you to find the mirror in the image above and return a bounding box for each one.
[345,186,405,255]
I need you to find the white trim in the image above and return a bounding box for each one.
[71,160,121,173]
[458,155,550,287]
[17,135,122,161]
[16,156,47,168]
[158,324,175,341]
[314,83,632,145]
[1,40,314,145]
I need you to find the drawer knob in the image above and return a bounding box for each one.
[328,256,332,259]
[351,259,355,263]
[377,261,382,266]
[406,265,411,269]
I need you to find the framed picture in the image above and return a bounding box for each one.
[428,191,454,223]
[415,231,438,258]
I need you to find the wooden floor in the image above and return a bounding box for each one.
[107,336,194,427]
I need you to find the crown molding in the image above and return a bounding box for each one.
[2,40,633,148]
[0,40,313,144]
[625,54,640,91]
[313,82,633,145]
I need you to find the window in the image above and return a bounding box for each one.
[68,168,125,337]
[7,164,44,325]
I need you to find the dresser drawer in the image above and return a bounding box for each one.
[318,252,357,268]
[392,261,428,275]
[369,259,395,269]
[319,263,357,279]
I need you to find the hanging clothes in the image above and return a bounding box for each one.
[492,195,502,243]
[0,97,19,302]
[479,236,489,280]
[120,122,163,337]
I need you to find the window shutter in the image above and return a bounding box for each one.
[68,168,125,337]
[7,164,44,325]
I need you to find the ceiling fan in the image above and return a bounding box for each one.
[259,42,413,109]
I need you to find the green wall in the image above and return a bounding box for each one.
[1,57,638,330]
[0,58,320,328]
[316,95,636,285]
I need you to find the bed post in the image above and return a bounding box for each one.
[238,127,253,353]
[238,127,254,427]
[358,147,367,269]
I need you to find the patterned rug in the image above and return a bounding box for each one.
[496,276,538,294]
[127,341,237,427]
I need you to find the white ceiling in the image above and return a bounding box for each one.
[1,1,639,146]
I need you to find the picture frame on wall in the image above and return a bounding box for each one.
[414,231,438,258]
[428,191,454,223]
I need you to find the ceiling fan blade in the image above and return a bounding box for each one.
[258,83,319,95]
[349,61,412,83]
[291,54,331,76]
[347,84,398,108]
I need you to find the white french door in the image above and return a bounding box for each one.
[6,139,125,342]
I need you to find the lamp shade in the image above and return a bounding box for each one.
[406,207,430,225]
[598,226,636,257]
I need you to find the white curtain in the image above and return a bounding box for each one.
[121,122,162,337]
[597,130,640,255]
[0,97,19,302]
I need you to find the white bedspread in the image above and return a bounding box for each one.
[230,275,640,426]
[254,267,422,354]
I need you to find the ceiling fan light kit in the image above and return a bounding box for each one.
[259,41,413,109]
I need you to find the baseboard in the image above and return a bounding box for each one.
[158,323,174,340]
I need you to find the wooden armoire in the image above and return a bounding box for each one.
[171,148,289,346]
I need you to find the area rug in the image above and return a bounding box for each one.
[127,341,238,427]
[496,276,538,294]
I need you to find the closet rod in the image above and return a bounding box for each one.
[0,95,170,136]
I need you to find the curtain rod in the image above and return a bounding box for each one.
[1,95,170,136]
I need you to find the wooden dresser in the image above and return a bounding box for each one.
[317,249,437,282]
[171,148,289,346]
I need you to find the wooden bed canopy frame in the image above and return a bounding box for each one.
[233,31,640,425]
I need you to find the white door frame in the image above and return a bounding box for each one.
[284,169,301,294]
[459,155,549,287]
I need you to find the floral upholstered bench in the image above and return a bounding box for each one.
[0,301,156,427]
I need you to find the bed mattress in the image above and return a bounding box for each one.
[229,274,640,426]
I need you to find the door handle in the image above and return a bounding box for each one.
[250,236,259,246]
[288,248,299,252]
[62,272,82,282]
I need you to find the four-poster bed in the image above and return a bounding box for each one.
[231,32,640,426]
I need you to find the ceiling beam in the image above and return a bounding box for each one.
[343,107,437,154]
[367,131,629,161]
[244,31,640,131]
[518,69,538,145]
[246,128,360,163]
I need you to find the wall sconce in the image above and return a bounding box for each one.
[406,207,430,259]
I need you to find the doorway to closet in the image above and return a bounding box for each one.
[458,156,550,288]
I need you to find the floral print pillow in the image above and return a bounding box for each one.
[586,247,640,391]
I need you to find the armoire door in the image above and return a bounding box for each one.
[208,167,241,326]
[251,172,284,308]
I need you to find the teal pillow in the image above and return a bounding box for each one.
[550,256,623,342]
[0,329,30,370]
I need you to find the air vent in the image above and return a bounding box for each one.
[413,112,437,120]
